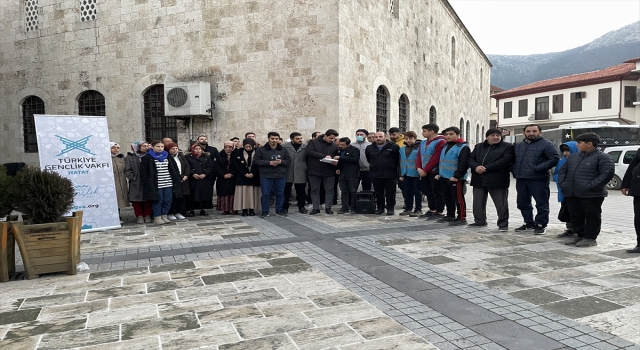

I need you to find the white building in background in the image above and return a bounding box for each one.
[0,0,491,165]
[493,58,640,136]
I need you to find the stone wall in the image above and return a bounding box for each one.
[0,0,490,165]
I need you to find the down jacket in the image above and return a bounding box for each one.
[511,136,560,180]
[558,149,615,198]
[552,141,578,202]
[468,140,515,188]
[622,151,640,197]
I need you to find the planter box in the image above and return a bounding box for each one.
[0,221,16,282]
[10,211,83,280]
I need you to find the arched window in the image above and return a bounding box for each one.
[22,96,44,153]
[429,106,437,124]
[398,94,409,133]
[476,124,480,144]
[466,120,470,142]
[451,37,456,67]
[376,86,389,132]
[78,90,106,116]
[459,118,464,136]
[144,85,177,142]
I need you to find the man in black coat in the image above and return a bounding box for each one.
[559,133,614,247]
[621,149,640,253]
[512,124,560,235]
[306,129,340,214]
[468,128,515,231]
[196,134,220,191]
[335,137,360,214]
[366,131,400,215]
[469,129,514,231]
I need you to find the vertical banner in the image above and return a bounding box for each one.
[34,115,121,232]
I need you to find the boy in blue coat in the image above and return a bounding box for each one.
[553,141,578,238]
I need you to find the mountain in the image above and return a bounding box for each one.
[489,21,640,90]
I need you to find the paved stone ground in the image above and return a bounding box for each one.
[1,181,639,350]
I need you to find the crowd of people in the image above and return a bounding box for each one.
[108,123,640,253]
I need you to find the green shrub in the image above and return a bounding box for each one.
[0,165,16,218]
[9,166,75,224]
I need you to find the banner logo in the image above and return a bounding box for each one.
[56,135,95,156]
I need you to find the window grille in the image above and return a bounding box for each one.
[78,90,106,116]
[22,96,44,152]
[144,85,177,142]
[376,86,389,133]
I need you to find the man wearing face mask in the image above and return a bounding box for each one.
[354,129,372,191]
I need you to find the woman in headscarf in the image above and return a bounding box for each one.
[166,142,190,220]
[110,142,129,223]
[125,141,153,224]
[232,138,261,216]
[214,141,237,215]
[185,143,214,216]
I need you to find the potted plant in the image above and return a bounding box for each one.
[8,166,83,279]
[0,165,16,282]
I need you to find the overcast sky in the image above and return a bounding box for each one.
[448,0,640,55]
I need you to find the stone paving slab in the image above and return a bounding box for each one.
[3,182,640,349]
[0,250,436,350]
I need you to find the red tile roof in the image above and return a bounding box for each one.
[493,63,636,98]
[624,57,640,63]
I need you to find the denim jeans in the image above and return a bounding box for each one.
[260,177,286,213]
[401,176,422,211]
[152,187,173,217]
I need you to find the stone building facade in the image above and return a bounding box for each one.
[0,0,491,165]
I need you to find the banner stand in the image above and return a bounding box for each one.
[34,115,121,233]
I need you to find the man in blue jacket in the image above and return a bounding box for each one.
[559,133,614,247]
[512,124,560,235]
[435,126,470,226]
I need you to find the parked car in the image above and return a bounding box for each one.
[603,145,639,190]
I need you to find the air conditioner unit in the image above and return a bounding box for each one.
[164,82,211,117]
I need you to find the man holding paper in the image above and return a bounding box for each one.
[306,129,340,215]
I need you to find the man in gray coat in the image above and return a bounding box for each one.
[283,132,307,214]
[559,133,615,247]
[354,129,372,191]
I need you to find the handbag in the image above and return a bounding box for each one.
[558,199,570,223]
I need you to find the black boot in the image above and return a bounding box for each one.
[242,209,248,217]
[248,209,255,216]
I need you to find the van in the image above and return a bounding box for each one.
[604,146,639,190]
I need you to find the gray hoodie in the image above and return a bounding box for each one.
[353,139,371,171]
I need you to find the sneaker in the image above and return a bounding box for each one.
[514,223,535,232]
[625,246,640,253]
[449,218,467,226]
[575,238,597,247]
[399,210,412,216]
[175,213,186,220]
[325,209,334,215]
[153,217,165,225]
[167,214,177,221]
[427,213,444,221]
[136,217,144,224]
[337,208,349,214]
[498,226,508,232]
[275,211,287,217]
[419,211,434,219]
[375,209,385,215]
[299,207,308,214]
[467,222,488,227]
[143,216,152,223]
[309,209,320,215]
[437,216,454,223]
[387,210,395,216]
[565,236,581,245]
[534,225,546,235]
[410,210,423,217]
[161,215,172,223]
[260,212,269,219]
[556,230,574,238]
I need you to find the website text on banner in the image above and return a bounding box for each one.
[34,115,120,232]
